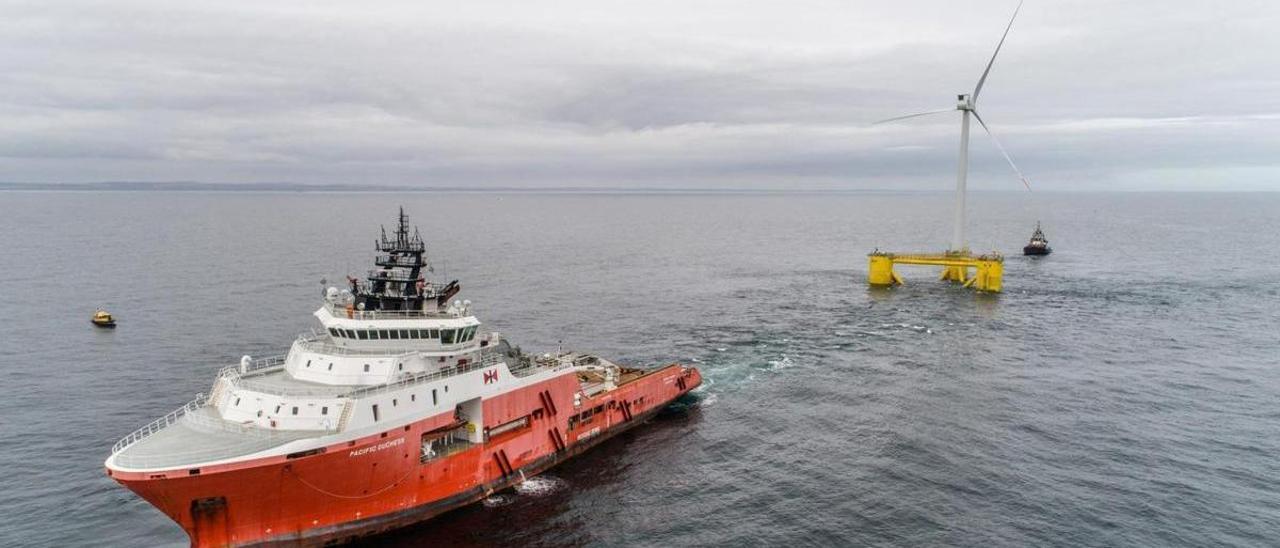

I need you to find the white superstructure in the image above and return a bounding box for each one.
[106,209,623,471]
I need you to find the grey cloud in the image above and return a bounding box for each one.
[0,0,1277,189]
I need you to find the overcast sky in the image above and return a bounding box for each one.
[2,0,1277,190]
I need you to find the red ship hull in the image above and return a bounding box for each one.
[109,364,701,547]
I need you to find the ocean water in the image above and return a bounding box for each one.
[0,190,1277,547]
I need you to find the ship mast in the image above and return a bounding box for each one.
[358,207,429,312]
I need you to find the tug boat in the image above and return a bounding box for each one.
[105,209,702,547]
[92,310,117,328]
[1023,222,1051,256]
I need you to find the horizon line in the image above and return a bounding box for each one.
[0,181,1272,194]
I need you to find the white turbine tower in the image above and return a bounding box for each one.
[877,0,1032,254]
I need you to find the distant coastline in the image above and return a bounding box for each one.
[0,182,1261,193]
[0,181,927,194]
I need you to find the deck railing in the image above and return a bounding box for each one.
[340,353,503,399]
[322,302,466,321]
[213,355,288,386]
[111,349,574,460]
[111,393,207,455]
[181,406,337,437]
[212,346,511,398]
[293,335,460,356]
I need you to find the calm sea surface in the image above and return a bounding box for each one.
[0,190,1278,547]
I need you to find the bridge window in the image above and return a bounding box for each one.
[429,329,439,339]
[389,329,400,340]
[328,328,339,337]
[441,329,456,345]
[381,329,392,339]
[400,329,410,339]
[357,330,369,340]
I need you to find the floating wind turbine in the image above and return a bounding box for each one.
[876,0,1031,253]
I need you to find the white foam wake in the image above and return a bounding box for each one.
[514,475,567,497]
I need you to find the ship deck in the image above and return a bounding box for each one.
[575,366,648,386]
[233,367,361,397]
[111,407,322,471]
[110,347,618,471]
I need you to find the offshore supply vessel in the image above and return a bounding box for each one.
[1023,222,1051,256]
[105,209,702,546]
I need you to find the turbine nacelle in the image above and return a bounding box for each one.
[956,94,974,111]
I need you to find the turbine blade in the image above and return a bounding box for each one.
[972,0,1023,104]
[973,110,1031,191]
[872,109,954,125]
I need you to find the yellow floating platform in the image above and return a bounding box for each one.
[868,250,1003,293]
